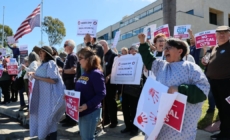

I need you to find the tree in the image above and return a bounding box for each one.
[0,24,13,47]
[42,16,66,46]
[163,0,176,37]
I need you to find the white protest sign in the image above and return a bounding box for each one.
[110,54,143,85]
[7,36,18,44]
[0,48,7,56]
[195,30,217,49]
[174,25,191,39]
[154,24,170,37]
[143,24,157,43]
[77,19,98,37]
[134,77,177,137]
[19,45,28,51]
[111,31,120,48]
[64,90,81,122]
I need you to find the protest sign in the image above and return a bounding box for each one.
[7,36,18,44]
[0,48,6,56]
[77,19,98,37]
[154,24,170,37]
[28,77,35,111]
[111,31,120,48]
[7,63,18,75]
[134,77,178,137]
[64,90,81,122]
[174,25,191,39]
[19,45,29,64]
[110,54,143,85]
[143,24,156,44]
[195,30,217,49]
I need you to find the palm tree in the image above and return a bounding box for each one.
[163,0,176,37]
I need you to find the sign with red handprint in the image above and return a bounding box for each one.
[149,112,157,125]
[148,88,159,104]
[137,112,148,127]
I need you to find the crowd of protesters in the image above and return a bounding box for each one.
[0,25,229,140]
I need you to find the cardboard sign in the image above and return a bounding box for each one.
[7,36,18,44]
[111,31,120,48]
[77,19,98,37]
[195,30,217,49]
[110,54,143,85]
[64,90,81,122]
[7,64,18,75]
[174,25,191,39]
[143,24,157,43]
[164,94,187,132]
[0,48,6,56]
[154,24,170,37]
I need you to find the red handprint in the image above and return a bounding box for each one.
[149,112,157,125]
[137,112,148,127]
[148,88,159,104]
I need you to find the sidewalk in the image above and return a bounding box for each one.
[0,94,213,140]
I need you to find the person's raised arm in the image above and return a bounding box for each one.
[7,44,13,50]
[138,34,156,70]
[188,29,195,44]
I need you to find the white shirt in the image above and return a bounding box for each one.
[24,61,39,79]
[183,54,195,63]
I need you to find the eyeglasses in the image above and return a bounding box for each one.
[156,40,166,43]
[64,44,68,47]
[78,57,84,61]
[163,45,173,51]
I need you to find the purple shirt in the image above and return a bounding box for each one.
[75,69,106,117]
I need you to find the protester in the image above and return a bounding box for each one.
[153,33,167,60]
[75,47,106,140]
[202,26,230,140]
[188,29,201,65]
[120,45,142,136]
[29,46,65,140]
[99,40,118,128]
[0,58,11,104]
[7,44,20,62]
[138,33,209,139]
[60,40,78,127]
[51,47,64,68]
[121,47,129,55]
[182,41,195,63]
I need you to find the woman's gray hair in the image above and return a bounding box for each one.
[66,40,76,49]
[28,52,40,65]
[183,41,190,55]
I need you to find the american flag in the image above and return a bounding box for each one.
[14,4,41,41]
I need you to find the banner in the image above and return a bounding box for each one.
[111,31,120,48]
[64,90,81,122]
[77,19,98,37]
[195,30,217,49]
[154,24,170,37]
[110,54,143,85]
[174,25,191,39]
[28,77,35,111]
[0,48,7,56]
[7,36,18,44]
[143,24,157,44]
[19,45,28,64]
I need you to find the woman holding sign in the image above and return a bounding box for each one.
[29,46,65,140]
[76,47,106,140]
[138,34,209,140]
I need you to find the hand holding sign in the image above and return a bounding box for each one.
[79,104,88,112]
[168,86,178,94]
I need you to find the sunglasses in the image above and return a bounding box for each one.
[64,44,68,47]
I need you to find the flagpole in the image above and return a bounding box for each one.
[2,6,5,48]
[40,0,43,47]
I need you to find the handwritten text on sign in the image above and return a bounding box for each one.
[154,24,170,37]
[195,30,217,49]
[64,90,81,122]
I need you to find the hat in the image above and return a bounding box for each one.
[51,47,58,53]
[33,46,54,60]
[59,52,67,60]
[216,26,230,32]
[130,45,138,51]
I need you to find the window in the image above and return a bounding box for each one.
[125,21,129,26]
[129,18,134,24]
[112,29,119,38]
[121,34,126,40]
[140,12,147,19]
[186,10,194,15]
[147,8,154,15]
[103,33,109,40]
[126,31,133,38]
[134,15,140,21]
[120,22,125,28]
[209,12,217,25]
[133,28,140,36]
[154,4,162,12]
[139,26,145,33]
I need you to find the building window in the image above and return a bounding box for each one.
[134,15,140,21]
[133,28,140,36]
[121,34,126,40]
[139,26,145,33]
[140,12,147,19]
[186,10,194,15]
[112,29,119,39]
[154,4,162,12]
[125,21,129,26]
[126,31,133,38]
[129,18,134,24]
[103,33,109,40]
[147,8,154,15]
[209,12,217,25]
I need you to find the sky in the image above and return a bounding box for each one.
[0,0,155,53]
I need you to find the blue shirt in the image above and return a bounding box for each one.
[8,45,20,58]
[75,69,106,117]
[190,45,201,65]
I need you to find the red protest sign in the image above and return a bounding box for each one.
[7,64,18,75]
[154,24,170,37]
[165,94,187,132]
[65,90,81,122]
[195,30,217,49]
